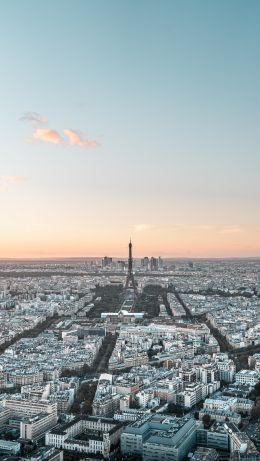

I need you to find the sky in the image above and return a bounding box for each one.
[0,0,259,258]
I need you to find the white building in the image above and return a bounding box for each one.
[0,439,20,454]
[235,370,260,386]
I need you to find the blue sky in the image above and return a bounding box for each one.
[0,0,259,257]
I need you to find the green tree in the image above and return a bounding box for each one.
[202,413,211,428]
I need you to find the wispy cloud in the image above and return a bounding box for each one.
[134,224,156,232]
[21,110,100,148]
[131,223,245,240]
[31,128,99,148]
[20,112,48,124]
[194,225,213,231]
[63,129,99,147]
[218,226,243,235]
[33,128,63,145]
[0,176,27,191]
[133,223,214,233]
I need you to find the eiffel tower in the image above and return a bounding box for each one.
[125,238,137,294]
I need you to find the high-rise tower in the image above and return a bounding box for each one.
[125,238,136,292]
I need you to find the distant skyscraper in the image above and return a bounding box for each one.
[102,256,112,268]
[117,260,126,271]
[158,256,163,269]
[150,257,159,271]
[141,257,149,270]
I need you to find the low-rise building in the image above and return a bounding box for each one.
[24,446,63,461]
[46,416,124,459]
[235,370,260,386]
[191,446,219,461]
[0,439,21,454]
[121,414,197,461]
[199,407,241,425]
[20,412,57,440]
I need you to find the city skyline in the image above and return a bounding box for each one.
[1,0,259,258]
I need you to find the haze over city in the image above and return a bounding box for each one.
[0,0,259,258]
[1,3,260,461]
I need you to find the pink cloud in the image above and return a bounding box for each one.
[218,226,243,235]
[63,129,99,147]
[1,176,26,184]
[28,124,99,148]
[134,224,155,232]
[0,176,27,191]
[32,128,64,145]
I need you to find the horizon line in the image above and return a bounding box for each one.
[0,255,260,261]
